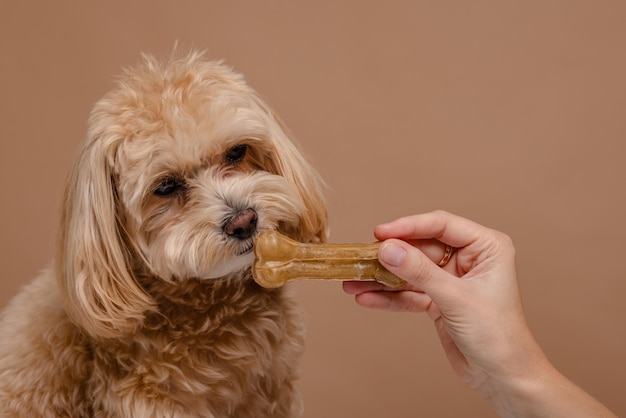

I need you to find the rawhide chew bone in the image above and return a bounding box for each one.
[253,230,406,288]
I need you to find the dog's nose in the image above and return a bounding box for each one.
[224,208,258,240]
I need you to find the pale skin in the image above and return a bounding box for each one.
[343,210,617,418]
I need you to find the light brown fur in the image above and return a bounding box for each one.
[0,51,327,417]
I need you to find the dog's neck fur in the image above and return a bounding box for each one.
[86,270,301,416]
[138,271,282,333]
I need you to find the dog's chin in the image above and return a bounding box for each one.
[202,250,256,280]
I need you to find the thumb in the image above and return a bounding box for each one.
[378,239,457,298]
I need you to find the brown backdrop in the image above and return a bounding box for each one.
[1,2,624,416]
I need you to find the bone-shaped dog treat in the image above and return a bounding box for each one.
[253,230,406,288]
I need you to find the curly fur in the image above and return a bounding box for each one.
[0,50,327,417]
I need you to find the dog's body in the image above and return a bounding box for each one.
[0,51,327,417]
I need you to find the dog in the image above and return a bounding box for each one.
[0,50,327,417]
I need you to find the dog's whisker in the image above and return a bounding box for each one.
[237,242,254,255]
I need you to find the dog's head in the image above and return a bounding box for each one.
[56,51,327,338]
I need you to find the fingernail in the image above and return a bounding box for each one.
[380,243,406,267]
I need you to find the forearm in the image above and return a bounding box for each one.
[483,362,617,418]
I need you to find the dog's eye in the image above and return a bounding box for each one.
[153,178,185,196]
[225,144,248,164]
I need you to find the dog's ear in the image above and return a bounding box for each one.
[55,125,155,339]
[254,98,329,243]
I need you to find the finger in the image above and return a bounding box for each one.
[374,210,484,249]
[342,279,423,296]
[399,238,452,268]
[378,238,460,299]
[342,280,387,295]
[354,290,433,313]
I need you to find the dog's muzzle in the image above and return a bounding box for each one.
[223,208,258,240]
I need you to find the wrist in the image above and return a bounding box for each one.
[476,335,557,417]
[480,358,557,418]
[480,357,617,418]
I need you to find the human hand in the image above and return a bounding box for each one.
[344,211,617,417]
[343,210,544,394]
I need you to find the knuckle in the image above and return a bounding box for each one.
[495,231,516,252]
[431,209,450,217]
[484,230,516,261]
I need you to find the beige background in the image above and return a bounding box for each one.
[1,2,625,416]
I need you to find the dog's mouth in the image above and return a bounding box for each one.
[238,242,254,256]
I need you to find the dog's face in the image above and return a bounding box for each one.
[120,138,304,281]
[112,66,317,281]
[56,52,327,337]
